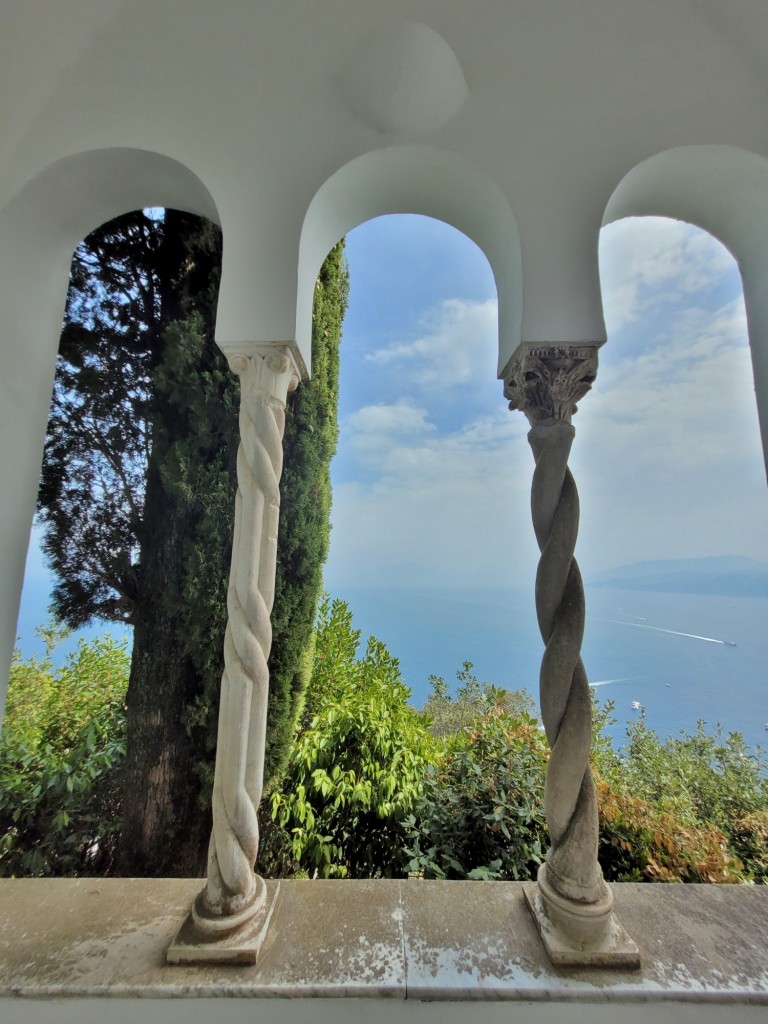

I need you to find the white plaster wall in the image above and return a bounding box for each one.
[4,1,768,354]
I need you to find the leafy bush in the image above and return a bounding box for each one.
[0,627,129,876]
[404,707,548,880]
[593,706,768,882]
[422,662,535,738]
[268,597,436,878]
[596,779,743,883]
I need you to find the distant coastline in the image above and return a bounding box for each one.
[588,556,768,599]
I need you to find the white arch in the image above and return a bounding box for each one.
[603,144,768,482]
[296,145,522,376]
[0,148,221,724]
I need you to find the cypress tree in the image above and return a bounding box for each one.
[266,241,347,786]
[37,210,347,874]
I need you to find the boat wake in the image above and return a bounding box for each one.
[602,619,736,647]
[589,677,631,688]
[617,608,649,621]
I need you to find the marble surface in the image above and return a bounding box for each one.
[0,878,767,1004]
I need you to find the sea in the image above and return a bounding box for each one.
[12,577,768,757]
[328,585,768,757]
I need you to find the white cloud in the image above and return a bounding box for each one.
[345,401,434,437]
[574,295,768,568]
[365,297,498,391]
[326,405,536,589]
[599,217,735,331]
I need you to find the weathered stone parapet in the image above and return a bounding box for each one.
[504,341,638,967]
[169,343,301,963]
[5,878,768,1008]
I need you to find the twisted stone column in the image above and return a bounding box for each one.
[194,345,300,935]
[504,342,638,967]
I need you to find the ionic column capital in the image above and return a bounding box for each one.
[501,342,603,426]
[218,341,305,404]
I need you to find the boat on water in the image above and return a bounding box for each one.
[631,700,643,710]
[723,640,737,647]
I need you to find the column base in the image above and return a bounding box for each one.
[523,865,640,968]
[167,876,279,965]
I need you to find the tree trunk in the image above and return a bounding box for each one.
[119,211,225,876]
[121,458,212,876]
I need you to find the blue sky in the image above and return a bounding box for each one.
[15,213,768,658]
[323,214,768,595]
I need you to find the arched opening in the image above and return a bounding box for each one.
[5,205,233,877]
[602,145,768,480]
[296,145,522,376]
[581,211,768,752]
[3,178,358,880]
[291,145,529,707]
[267,211,548,882]
[0,149,222,727]
[321,212,538,702]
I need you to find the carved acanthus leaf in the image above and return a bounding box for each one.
[503,343,601,425]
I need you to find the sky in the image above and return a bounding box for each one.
[322,213,768,596]
[15,212,768,660]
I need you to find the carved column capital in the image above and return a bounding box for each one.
[222,343,302,405]
[502,342,603,426]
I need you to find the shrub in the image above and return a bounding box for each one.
[0,627,129,876]
[594,707,768,882]
[596,778,744,883]
[268,597,437,878]
[404,707,548,880]
[422,662,535,738]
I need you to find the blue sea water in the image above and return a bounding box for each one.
[13,573,768,756]
[329,585,768,756]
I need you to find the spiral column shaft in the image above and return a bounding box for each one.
[504,343,638,965]
[528,421,604,903]
[200,345,300,924]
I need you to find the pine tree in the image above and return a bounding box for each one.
[37,210,347,875]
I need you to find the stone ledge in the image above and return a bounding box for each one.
[0,878,766,1006]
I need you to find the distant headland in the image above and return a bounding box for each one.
[587,556,768,598]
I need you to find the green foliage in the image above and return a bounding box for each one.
[117,212,239,873]
[0,629,129,876]
[266,241,349,787]
[148,308,240,784]
[404,707,548,881]
[595,778,744,883]
[37,212,162,627]
[37,210,347,873]
[593,707,768,882]
[422,661,535,738]
[269,597,436,878]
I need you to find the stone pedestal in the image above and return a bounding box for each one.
[168,879,280,964]
[524,867,640,967]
